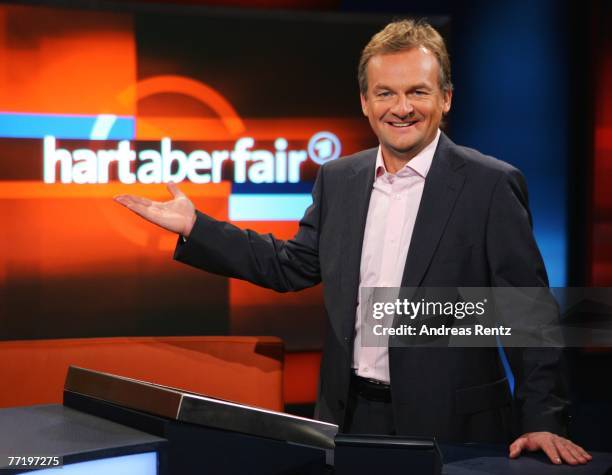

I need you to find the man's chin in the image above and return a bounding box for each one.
[384,141,421,159]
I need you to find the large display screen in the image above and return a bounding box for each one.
[0,2,451,348]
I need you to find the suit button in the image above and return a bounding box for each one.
[338,400,345,410]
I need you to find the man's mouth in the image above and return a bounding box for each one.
[386,120,418,128]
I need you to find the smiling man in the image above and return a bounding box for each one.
[359,46,451,173]
[115,19,590,465]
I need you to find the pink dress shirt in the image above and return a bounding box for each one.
[352,129,441,384]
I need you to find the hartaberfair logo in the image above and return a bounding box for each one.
[41,76,342,185]
[43,133,340,185]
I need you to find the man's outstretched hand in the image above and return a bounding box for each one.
[509,432,592,465]
[114,182,196,238]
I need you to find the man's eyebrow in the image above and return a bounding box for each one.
[411,83,434,90]
[372,83,435,91]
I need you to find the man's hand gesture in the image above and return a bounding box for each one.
[114,182,196,238]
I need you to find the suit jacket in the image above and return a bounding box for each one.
[174,132,568,443]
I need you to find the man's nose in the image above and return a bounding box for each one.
[391,95,414,117]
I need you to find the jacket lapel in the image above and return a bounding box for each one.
[401,133,466,287]
[340,150,376,323]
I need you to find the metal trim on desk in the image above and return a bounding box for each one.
[64,366,338,450]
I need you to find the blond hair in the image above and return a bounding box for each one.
[358,19,453,94]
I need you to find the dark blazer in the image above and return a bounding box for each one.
[174,132,568,443]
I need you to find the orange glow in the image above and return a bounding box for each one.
[135,117,372,141]
[0,181,230,199]
[284,351,322,404]
[0,5,136,115]
[0,182,230,276]
[117,75,246,138]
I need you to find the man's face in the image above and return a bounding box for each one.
[360,47,452,161]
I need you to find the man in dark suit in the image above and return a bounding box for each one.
[115,18,591,465]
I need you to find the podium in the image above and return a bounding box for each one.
[63,366,337,474]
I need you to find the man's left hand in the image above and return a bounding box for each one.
[509,432,592,465]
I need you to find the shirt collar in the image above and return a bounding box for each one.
[375,128,441,180]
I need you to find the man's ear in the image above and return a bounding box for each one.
[360,93,369,117]
[442,89,453,115]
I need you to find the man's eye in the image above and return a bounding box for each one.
[414,90,428,96]
[377,91,391,97]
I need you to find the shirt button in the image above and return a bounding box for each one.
[395,194,401,200]
[363,367,369,373]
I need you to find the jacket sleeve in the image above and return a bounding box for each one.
[173,167,325,293]
[486,166,569,436]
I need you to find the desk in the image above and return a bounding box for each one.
[0,405,166,474]
[443,443,612,475]
[1,404,612,475]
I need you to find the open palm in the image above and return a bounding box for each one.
[114,182,196,237]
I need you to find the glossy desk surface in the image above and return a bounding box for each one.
[0,404,166,471]
[442,443,612,475]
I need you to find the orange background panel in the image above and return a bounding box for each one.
[127,75,246,138]
[0,336,284,411]
[0,5,136,115]
[284,351,322,404]
[0,181,230,278]
[135,117,373,141]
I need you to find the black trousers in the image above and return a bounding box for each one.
[344,376,396,435]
